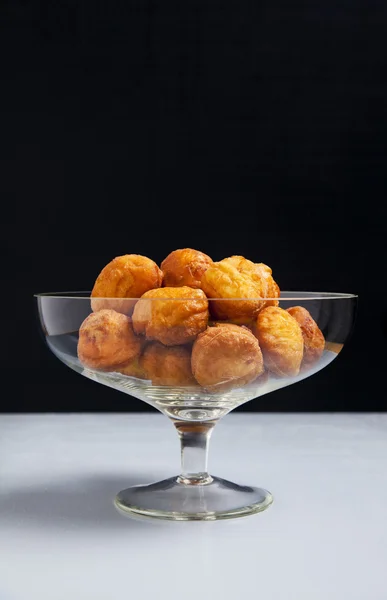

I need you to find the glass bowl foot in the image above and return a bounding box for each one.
[115,476,273,521]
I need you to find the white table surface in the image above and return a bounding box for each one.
[1,412,386,600]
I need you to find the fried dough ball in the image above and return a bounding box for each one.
[78,309,142,371]
[161,248,213,289]
[286,306,325,368]
[91,254,163,315]
[201,256,280,324]
[252,306,304,377]
[132,286,209,346]
[191,323,264,392]
[141,342,196,386]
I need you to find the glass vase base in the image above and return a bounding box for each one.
[115,475,273,521]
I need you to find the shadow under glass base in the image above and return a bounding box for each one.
[115,476,273,521]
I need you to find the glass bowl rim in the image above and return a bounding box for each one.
[34,291,358,301]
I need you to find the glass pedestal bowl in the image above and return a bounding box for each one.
[35,292,357,520]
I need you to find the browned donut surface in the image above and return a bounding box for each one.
[78,309,142,371]
[132,286,209,346]
[116,355,148,379]
[286,306,325,368]
[201,256,279,324]
[91,254,163,315]
[191,323,264,392]
[161,248,213,289]
[252,306,304,377]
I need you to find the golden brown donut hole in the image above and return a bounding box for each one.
[252,306,304,377]
[161,248,213,289]
[191,323,264,392]
[77,309,142,371]
[132,286,209,346]
[91,254,163,315]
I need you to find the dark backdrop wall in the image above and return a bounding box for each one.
[1,0,386,412]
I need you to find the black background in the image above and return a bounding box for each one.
[1,0,386,413]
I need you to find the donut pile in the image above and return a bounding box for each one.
[77,249,325,392]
